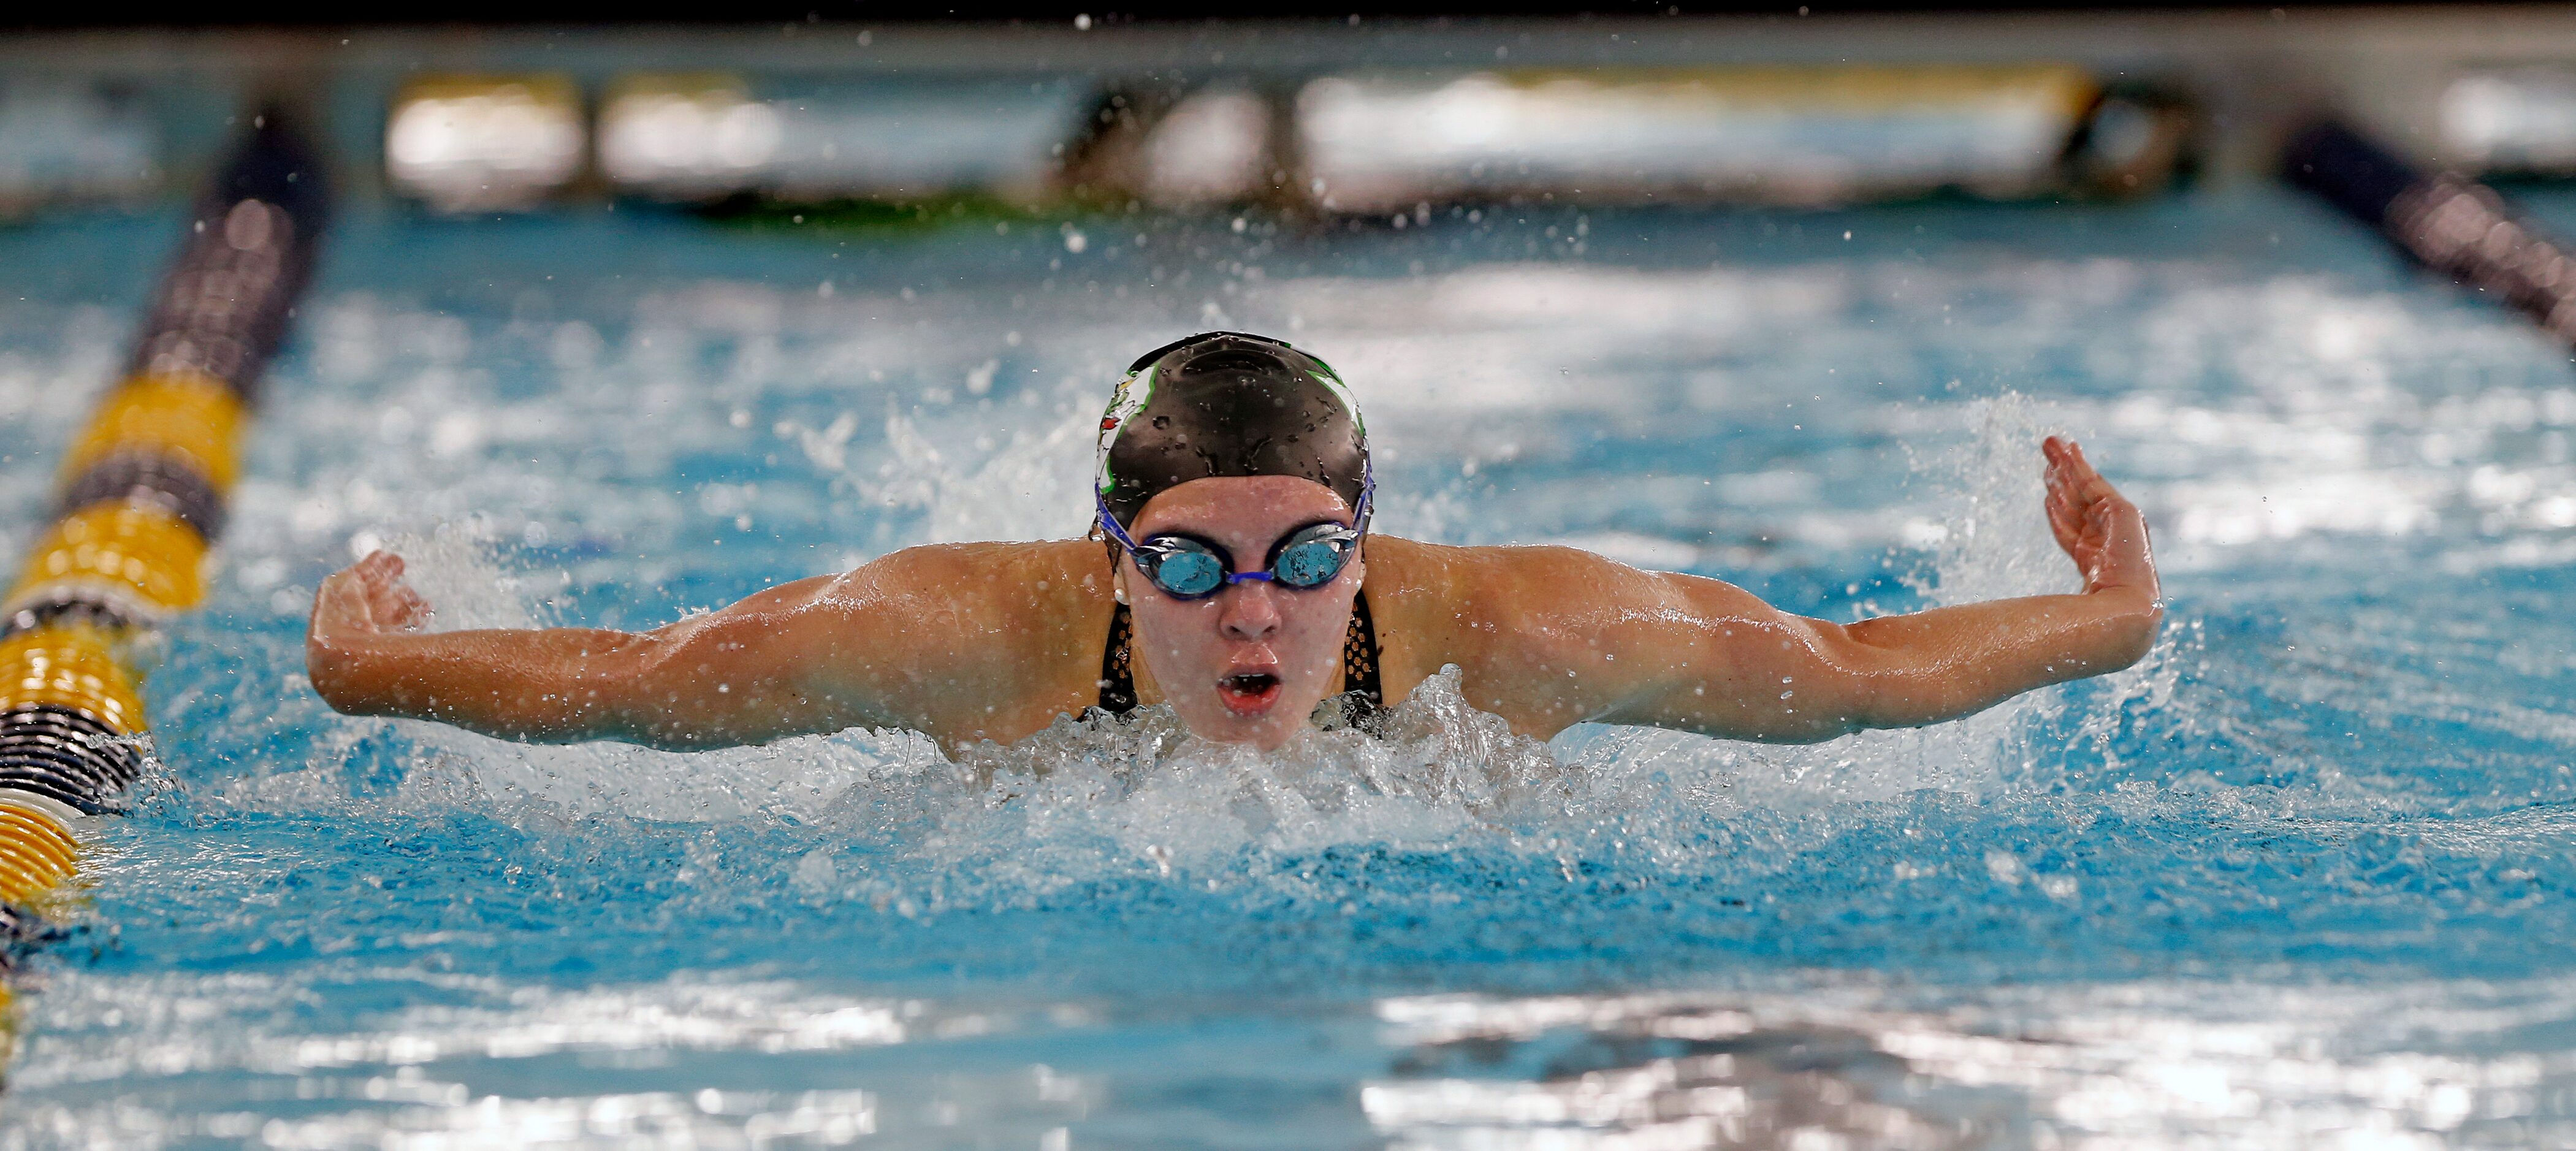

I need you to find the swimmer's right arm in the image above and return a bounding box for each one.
[305,546,1056,750]
[1411,437,2162,742]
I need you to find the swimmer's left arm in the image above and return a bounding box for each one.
[1449,438,2162,741]
[306,542,1085,750]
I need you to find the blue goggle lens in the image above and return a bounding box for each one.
[1146,547,1228,598]
[1272,525,1356,587]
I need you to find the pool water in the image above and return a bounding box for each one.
[3,186,2576,1147]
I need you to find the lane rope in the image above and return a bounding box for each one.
[0,112,326,992]
[2285,119,2576,345]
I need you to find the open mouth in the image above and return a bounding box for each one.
[1216,671,1283,715]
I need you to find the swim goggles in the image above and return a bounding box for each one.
[1096,474,1373,601]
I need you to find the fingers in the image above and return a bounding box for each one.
[363,552,430,631]
[2040,438,2155,597]
[2068,449,2119,508]
[354,549,404,580]
[2041,437,2093,553]
[2043,438,2125,511]
[2043,437,2110,496]
[377,579,431,630]
[2044,488,2084,555]
[2068,464,2153,594]
[308,566,369,646]
[2084,492,2159,599]
[313,550,432,636]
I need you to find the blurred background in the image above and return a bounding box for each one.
[9,5,2573,227]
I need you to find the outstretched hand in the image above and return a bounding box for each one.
[309,550,432,647]
[2042,436,2158,602]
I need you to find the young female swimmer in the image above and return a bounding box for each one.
[307,332,2163,754]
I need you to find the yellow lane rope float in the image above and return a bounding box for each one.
[58,372,250,494]
[5,504,211,623]
[0,113,326,999]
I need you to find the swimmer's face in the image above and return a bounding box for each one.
[1118,475,1365,750]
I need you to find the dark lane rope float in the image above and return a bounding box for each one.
[0,113,326,999]
[2286,118,2576,348]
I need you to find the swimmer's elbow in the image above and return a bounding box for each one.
[595,628,829,750]
[589,633,713,734]
[1803,626,1988,734]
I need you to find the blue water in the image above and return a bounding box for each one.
[3,188,2576,1147]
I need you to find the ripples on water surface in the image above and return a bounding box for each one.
[2,191,2576,1146]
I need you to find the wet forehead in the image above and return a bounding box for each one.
[1130,475,1352,547]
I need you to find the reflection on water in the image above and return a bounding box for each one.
[1370,1001,1977,1150]
[13,974,2573,1146]
[1367,986,2576,1149]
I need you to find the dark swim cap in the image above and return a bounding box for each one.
[1094,332,1370,530]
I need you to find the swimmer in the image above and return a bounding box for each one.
[307,332,2162,753]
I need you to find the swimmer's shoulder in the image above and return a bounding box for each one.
[816,539,1112,637]
[1364,537,1694,694]
[795,539,1112,743]
[1366,536,1660,617]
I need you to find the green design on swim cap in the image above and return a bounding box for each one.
[1094,362,1158,496]
[1308,368,1364,435]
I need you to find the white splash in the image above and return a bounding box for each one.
[256,394,2150,865]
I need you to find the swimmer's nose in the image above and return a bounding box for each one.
[1217,580,1283,640]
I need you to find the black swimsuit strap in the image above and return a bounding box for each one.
[1096,593,1382,718]
[1099,601,1139,714]
[1343,592,1384,714]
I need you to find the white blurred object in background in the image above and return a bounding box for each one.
[2442,68,2576,173]
[596,75,782,201]
[384,75,585,213]
[1297,66,2098,212]
[1139,85,1274,208]
[0,85,158,217]
[601,77,1088,203]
